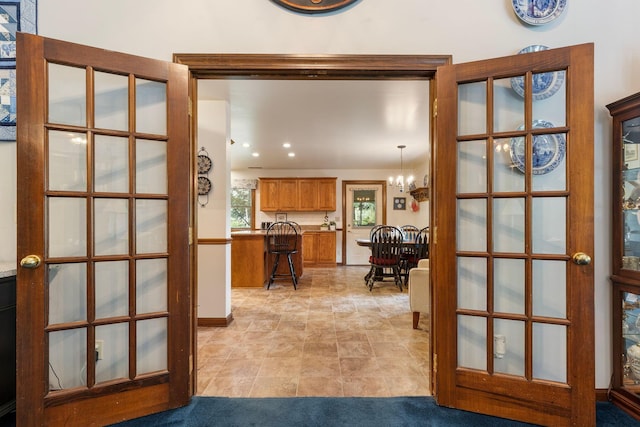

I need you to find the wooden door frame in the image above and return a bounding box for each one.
[173,53,449,392]
[341,180,388,265]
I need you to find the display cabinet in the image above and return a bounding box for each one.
[607,92,640,418]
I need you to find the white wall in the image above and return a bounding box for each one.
[197,100,231,320]
[19,0,640,389]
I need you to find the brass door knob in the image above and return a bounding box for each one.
[572,252,592,265]
[20,254,42,269]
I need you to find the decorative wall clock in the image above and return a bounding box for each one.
[271,0,360,14]
[197,147,212,206]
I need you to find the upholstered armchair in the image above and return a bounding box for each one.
[408,259,430,329]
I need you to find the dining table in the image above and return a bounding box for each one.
[355,237,427,286]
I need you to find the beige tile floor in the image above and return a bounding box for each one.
[196,265,431,397]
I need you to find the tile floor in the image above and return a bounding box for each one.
[196,265,431,397]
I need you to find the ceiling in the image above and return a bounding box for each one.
[198,79,431,171]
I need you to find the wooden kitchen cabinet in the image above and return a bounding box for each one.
[317,179,337,211]
[298,179,319,211]
[303,231,336,267]
[259,179,280,211]
[259,178,298,212]
[278,179,298,211]
[260,177,336,212]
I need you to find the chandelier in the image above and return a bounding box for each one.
[389,145,414,192]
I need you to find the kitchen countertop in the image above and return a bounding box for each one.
[0,262,16,278]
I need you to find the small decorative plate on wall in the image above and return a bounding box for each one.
[511,0,567,25]
[509,120,566,175]
[510,45,565,101]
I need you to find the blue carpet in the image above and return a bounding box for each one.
[107,396,640,427]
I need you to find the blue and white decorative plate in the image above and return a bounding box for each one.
[509,120,566,175]
[510,45,565,101]
[512,0,567,26]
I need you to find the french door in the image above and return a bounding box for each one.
[16,33,192,426]
[433,44,594,425]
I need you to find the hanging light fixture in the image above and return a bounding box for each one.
[389,145,414,192]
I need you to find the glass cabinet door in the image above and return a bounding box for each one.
[608,92,640,418]
[623,116,640,270]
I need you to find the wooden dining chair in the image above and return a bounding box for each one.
[401,226,429,285]
[365,225,404,291]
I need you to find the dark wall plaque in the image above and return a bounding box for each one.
[272,0,360,14]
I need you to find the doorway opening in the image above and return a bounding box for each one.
[174,53,451,397]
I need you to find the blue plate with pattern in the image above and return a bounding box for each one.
[510,45,565,100]
[509,120,566,175]
[512,0,567,25]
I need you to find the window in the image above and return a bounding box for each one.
[352,189,377,227]
[231,188,254,229]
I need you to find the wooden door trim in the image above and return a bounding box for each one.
[173,53,451,79]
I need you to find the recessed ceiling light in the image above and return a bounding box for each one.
[283,142,291,148]
[288,152,295,157]
[242,143,250,148]
[252,152,259,157]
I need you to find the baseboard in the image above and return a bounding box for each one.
[198,313,234,327]
[596,388,609,402]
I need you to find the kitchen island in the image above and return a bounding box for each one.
[231,230,304,287]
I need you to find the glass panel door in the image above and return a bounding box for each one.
[434,44,594,426]
[16,33,191,426]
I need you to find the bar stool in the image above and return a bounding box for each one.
[266,221,299,289]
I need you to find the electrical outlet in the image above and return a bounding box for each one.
[95,340,104,361]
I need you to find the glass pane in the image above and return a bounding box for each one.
[94,71,129,131]
[231,188,252,229]
[94,135,129,193]
[493,137,524,193]
[493,77,523,133]
[458,315,486,370]
[533,260,566,318]
[48,130,87,191]
[458,81,486,136]
[95,323,129,384]
[136,258,167,314]
[48,63,86,126]
[137,317,167,374]
[48,197,87,258]
[136,139,167,194]
[623,291,640,386]
[48,263,86,324]
[533,323,567,383]
[622,122,640,261]
[493,198,525,253]
[457,199,487,252]
[94,198,129,256]
[532,70,566,128]
[49,328,86,390]
[352,190,377,227]
[494,319,524,377]
[457,140,486,193]
[494,258,524,314]
[509,125,566,182]
[136,78,166,135]
[95,261,129,319]
[457,257,486,311]
[532,197,566,254]
[135,199,167,254]
[532,131,567,192]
